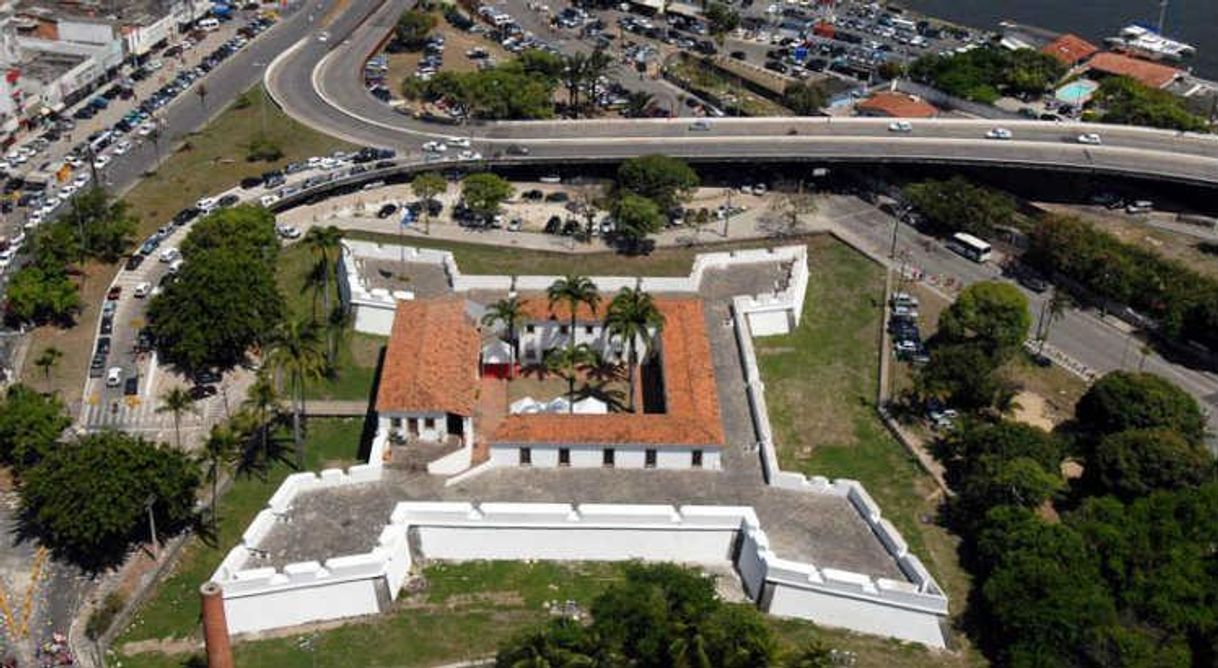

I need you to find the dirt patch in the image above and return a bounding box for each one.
[120,636,201,657]
[22,260,116,402]
[1010,391,1055,431]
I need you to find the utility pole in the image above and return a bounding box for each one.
[145,493,159,558]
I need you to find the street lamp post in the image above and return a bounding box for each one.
[145,493,159,558]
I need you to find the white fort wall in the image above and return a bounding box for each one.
[213,499,947,646]
[215,239,949,647]
[339,240,809,336]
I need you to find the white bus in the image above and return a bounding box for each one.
[947,232,992,263]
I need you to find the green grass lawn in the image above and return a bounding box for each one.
[123,85,352,239]
[116,419,363,649]
[753,238,982,663]
[346,230,798,277]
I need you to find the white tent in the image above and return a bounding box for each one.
[573,397,608,415]
[546,397,571,413]
[482,339,514,365]
[510,397,543,414]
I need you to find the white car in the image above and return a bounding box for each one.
[24,213,42,230]
[318,157,338,171]
[457,150,482,161]
[133,281,152,298]
[985,127,1013,140]
[113,140,132,155]
[196,196,218,213]
[65,155,84,168]
[276,224,301,239]
[105,367,123,388]
[73,174,90,188]
[447,137,471,148]
[1077,133,1102,145]
[59,183,78,197]
[260,193,281,207]
[688,120,712,131]
[93,155,111,169]
[137,123,156,137]
[159,247,181,263]
[888,121,913,133]
[422,141,447,153]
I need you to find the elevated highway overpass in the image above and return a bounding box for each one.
[265,0,1218,187]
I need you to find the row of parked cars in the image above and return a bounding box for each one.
[888,291,928,364]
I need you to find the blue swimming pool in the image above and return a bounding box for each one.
[1056,79,1100,105]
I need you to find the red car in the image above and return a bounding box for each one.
[106,286,122,300]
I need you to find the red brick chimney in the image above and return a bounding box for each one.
[200,582,234,668]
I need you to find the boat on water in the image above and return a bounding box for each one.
[1105,24,1196,62]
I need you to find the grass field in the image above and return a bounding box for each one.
[116,419,363,650]
[346,229,792,277]
[753,238,983,664]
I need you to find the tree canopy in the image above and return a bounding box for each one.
[937,281,1031,357]
[705,2,740,35]
[907,47,1066,103]
[1075,371,1206,446]
[19,431,200,571]
[1094,76,1208,132]
[903,176,1016,239]
[616,155,700,211]
[612,192,665,246]
[461,172,513,219]
[404,54,558,120]
[394,10,437,51]
[4,265,80,326]
[1085,427,1213,501]
[0,385,70,473]
[148,206,284,372]
[782,81,827,116]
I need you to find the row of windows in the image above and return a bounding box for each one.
[524,325,598,335]
[519,447,703,468]
[389,417,436,430]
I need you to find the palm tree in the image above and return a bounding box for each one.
[605,287,665,413]
[303,225,345,366]
[1035,288,1072,355]
[624,91,655,118]
[581,47,615,116]
[481,296,524,378]
[33,347,62,383]
[157,387,198,450]
[562,51,588,118]
[199,424,240,533]
[544,344,599,412]
[411,172,447,235]
[265,319,326,468]
[241,374,282,476]
[547,274,600,353]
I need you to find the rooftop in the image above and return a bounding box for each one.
[1087,51,1182,88]
[1040,33,1099,65]
[375,298,481,416]
[856,91,938,119]
[490,299,725,448]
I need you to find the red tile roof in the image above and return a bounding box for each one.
[375,298,481,416]
[491,299,725,448]
[856,91,938,118]
[519,297,602,323]
[1088,52,1182,88]
[1041,34,1099,65]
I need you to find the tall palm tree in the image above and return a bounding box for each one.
[544,344,599,413]
[157,387,198,450]
[199,424,240,533]
[303,225,345,367]
[241,374,282,476]
[562,51,588,118]
[605,287,665,413]
[581,47,615,116]
[547,274,600,353]
[482,296,524,378]
[265,318,326,468]
[33,347,62,382]
[624,91,655,118]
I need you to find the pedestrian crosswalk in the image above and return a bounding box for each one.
[79,391,228,434]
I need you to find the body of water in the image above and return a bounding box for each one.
[898,0,1218,80]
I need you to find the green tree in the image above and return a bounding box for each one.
[265,318,325,468]
[495,617,594,668]
[0,385,70,472]
[18,431,200,571]
[199,424,240,534]
[547,274,601,352]
[61,187,138,262]
[902,176,1016,238]
[617,155,700,211]
[302,225,345,367]
[33,346,62,382]
[1094,76,1208,132]
[156,387,198,450]
[936,420,1064,489]
[605,287,665,412]
[916,341,1012,411]
[395,9,437,51]
[952,456,1063,532]
[408,61,557,120]
[410,171,447,235]
[784,641,832,668]
[148,207,284,373]
[481,296,524,377]
[461,172,513,220]
[1085,428,1213,501]
[5,266,80,325]
[240,374,282,476]
[938,281,1031,358]
[543,344,599,411]
[624,91,656,118]
[1075,371,1206,446]
[612,193,665,248]
[782,81,827,115]
[705,2,740,35]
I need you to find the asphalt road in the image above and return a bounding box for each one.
[264,0,1218,186]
